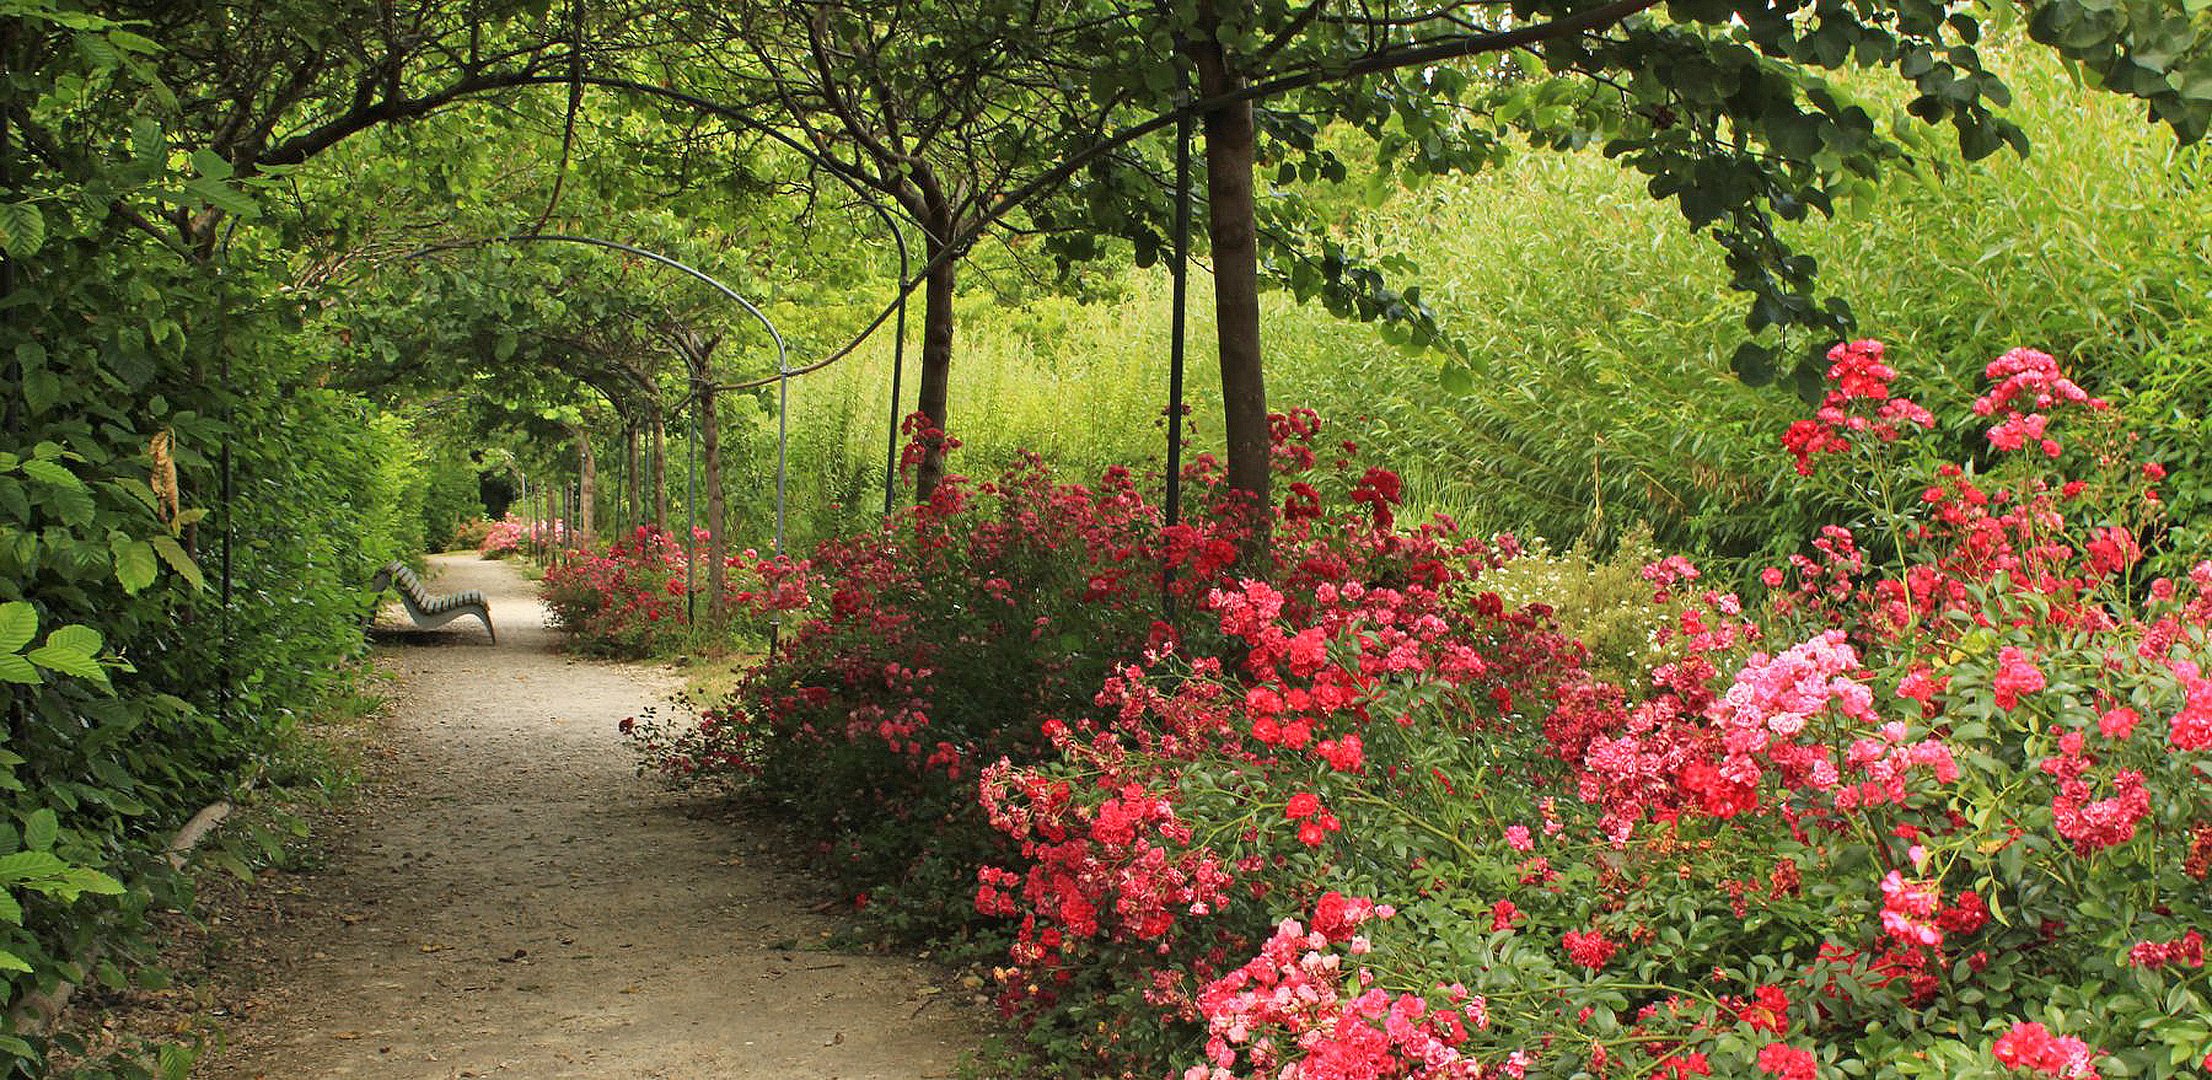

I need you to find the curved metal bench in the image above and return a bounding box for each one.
[368,561,496,643]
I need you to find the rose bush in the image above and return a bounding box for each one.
[636,422,1270,933]
[975,342,2205,1079]
[540,525,699,658]
[639,346,2208,1079]
[477,512,534,558]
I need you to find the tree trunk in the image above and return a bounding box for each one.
[573,426,596,547]
[698,384,728,629]
[650,409,668,529]
[914,220,958,502]
[1189,19,1271,534]
[623,422,639,535]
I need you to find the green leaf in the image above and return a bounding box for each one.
[19,458,83,490]
[151,535,205,589]
[131,116,164,169]
[22,369,61,416]
[1731,341,1777,386]
[113,538,159,594]
[0,602,34,654]
[108,476,159,512]
[183,175,259,218]
[0,949,30,974]
[0,655,38,685]
[0,850,69,882]
[22,809,56,852]
[158,1043,195,1080]
[46,624,102,657]
[0,888,21,925]
[28,642,108,689]
[45,482,95,526]
[0,202,44,258]
[187,147,233,181]
[67,868,122,897]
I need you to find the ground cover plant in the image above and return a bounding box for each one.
[641,340,2209,1079]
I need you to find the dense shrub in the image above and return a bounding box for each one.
[0,260,436,1071]
[451,516,496,551]
[649,342,2208,1080]
[0,32,449,1061]
[417,444,484,552]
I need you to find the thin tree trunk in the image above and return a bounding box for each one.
[699,384,727,629]
[624,423,640,535]
[1189,18,1271,537]
[651,410,668,529]
[914,222,957,502]
[572,425,596,546]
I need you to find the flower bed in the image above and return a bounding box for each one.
[641,346,2209,1079]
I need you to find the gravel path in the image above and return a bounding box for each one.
[203,553,982,1079]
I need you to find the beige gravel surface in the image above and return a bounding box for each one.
[201,553,983,1079]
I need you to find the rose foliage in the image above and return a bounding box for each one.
[637,347,2209,1080]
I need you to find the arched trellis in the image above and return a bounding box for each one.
[362,232,803,644]
[261,95,1193,684]
[526,333,665,551]
[494,233,790,563]
[392,227,927,561]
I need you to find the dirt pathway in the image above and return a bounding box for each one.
[203,554,983,1080]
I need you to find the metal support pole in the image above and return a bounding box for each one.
[218,276,236,716]
[865,202,911,517]
[1164,72,1194,616]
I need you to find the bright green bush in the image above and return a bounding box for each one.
[418,442,485,553]
[0,48,454,1072]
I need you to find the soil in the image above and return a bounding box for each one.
[182,553,987,1079]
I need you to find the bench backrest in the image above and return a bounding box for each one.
[377,561,433,604]
[375,561,486,617]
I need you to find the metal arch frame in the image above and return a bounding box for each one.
[494,234,793,569]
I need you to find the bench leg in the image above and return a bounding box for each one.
[473,609,497,645]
